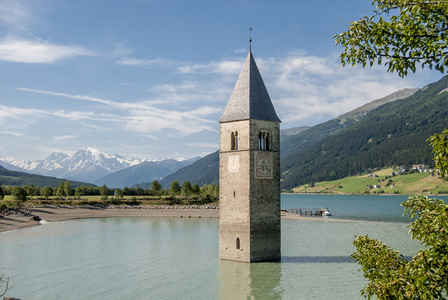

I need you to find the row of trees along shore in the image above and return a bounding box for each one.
[0,180,219,206]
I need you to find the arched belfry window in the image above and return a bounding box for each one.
[231,131,239,150]
[258,131,270,150]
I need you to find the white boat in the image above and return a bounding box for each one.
[322,210,332,216]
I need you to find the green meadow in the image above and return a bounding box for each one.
[292,168,448,196]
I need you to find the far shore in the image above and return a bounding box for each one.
[0,205,366,233]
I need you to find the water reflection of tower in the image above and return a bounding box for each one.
[217,260,283,299]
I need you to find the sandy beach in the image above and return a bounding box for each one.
[0,206,355,233]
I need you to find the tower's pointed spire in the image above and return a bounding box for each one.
[219,51,281,123]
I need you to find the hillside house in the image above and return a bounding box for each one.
[412,164,428,172]
[397,168,407,174]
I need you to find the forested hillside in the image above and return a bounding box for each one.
[281,76,448,189]
[0,165,92,188]
[281,87,418,168]
[95,158,199,188]
[156,151,219,189]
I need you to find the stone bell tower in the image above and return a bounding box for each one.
[219,50,281,262]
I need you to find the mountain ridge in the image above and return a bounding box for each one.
[95,157,201,188]
[0,165,94,188]
[0,147,147,183]
[154,87,419,189]
[0,147,198,185]
[280,76,448,189]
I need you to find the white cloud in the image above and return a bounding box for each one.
[138,134,166,141]
[177,60,242,75]
[15,88,220,136]
[108,42,133,58]
[6,48,437,162]
[116,56,175,66]
[124,108,217,136]
[189,106,223,116]
[0,38,96,63]
[0,130,23,137]
[53,135,77,141]
[185,142,219,148]
[0,104,45,120]
[16,49,429,138]
[248,51,428,126]
[0,104,107,125]
[234,48,247,54]
[18,87,123,106]
[0,0,33,28]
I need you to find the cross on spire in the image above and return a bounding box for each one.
[249,26,253,51]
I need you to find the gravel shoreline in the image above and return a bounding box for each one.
[0,205,354,233]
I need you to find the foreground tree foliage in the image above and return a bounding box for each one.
[349,101,448,298]
[334,0,448,77]
[351,196,448,299]
[429,128,448,181]
[336,1,448,297]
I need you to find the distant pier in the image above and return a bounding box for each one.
[284,208,331,217]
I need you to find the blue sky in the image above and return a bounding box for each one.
[0,0,443,161]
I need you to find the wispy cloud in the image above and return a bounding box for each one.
[178,60,242,75]
[116,57,175,66]
[4,47,436,162]
[0,0,33,29]
[248,51,428,126]
[17,88,131,108]
[0,38,96,63]
[15,88,220,136]
[0,130,23,137]
[53,135,78,141]
[124,109,217,135]
[167,50,422,127]
[185,142,219,148]
[16,50,428,135]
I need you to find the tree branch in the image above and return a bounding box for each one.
[373,1,448,17]
[0,276,12,297]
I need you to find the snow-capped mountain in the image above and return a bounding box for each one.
[0,147,149,183]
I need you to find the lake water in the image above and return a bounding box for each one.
[0,194,443,299]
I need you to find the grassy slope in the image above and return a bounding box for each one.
[292,168,448,195]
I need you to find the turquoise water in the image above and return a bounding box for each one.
[0,194,434,299]
[282,194,448,222]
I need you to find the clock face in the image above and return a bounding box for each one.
[257,157,270,175]
[228,155,240,173]
[255,154,272,178]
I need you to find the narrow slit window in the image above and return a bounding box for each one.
[231,132,235,150]
[236,237,241,250]
[235,131,238,150]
